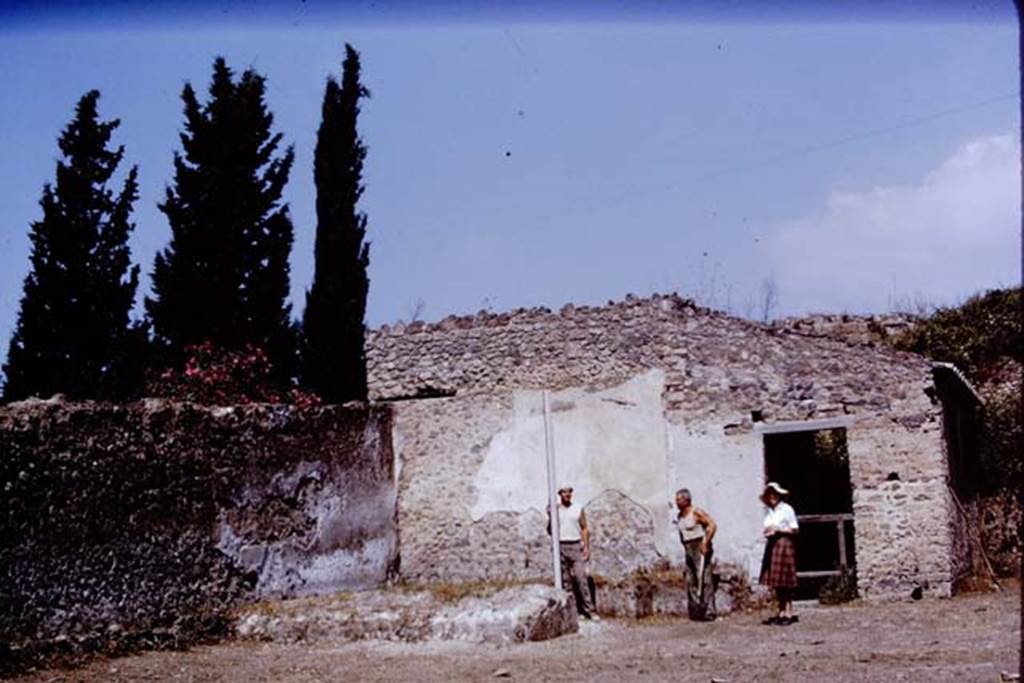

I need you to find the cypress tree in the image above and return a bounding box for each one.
[146,58,297,383]
[301,44,371,402]
[3,91,143,401]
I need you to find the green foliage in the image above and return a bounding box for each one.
[892,287,1022,492]
[146,58,298,387]
[892,287,1021,380]
[819,566,858,604]
[979,378,1023,489]
[812,428,849,468]
[146,341,320,406]
[3,91,145,401]
[300,44,371,402]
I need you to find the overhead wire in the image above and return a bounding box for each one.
[518,90,1020,233]
[688,91,1020,185]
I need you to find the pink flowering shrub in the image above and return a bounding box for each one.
[147,341,321,407]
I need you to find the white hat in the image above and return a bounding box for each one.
[763,481,789,497]
[558,484,573,493]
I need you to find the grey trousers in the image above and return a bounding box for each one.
[560,541,595,616]
[683,539,716,620]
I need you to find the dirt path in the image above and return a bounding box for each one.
[20,584,1020,682]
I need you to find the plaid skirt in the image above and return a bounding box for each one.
[759,534,798,588]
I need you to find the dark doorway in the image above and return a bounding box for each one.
[763,427,856,600]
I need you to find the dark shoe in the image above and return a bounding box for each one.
[762,616,780,625]
[777,617,793,626]
[789,615,799,623]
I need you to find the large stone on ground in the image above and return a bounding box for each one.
[432,584,577,642]
[593,564,740,619]
[235,584,576,644]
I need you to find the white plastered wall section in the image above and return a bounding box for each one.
[469,369,671,551]
[666,425,766,579]
[395,369,776,583]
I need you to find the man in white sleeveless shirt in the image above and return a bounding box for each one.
[675,487,718,621]
[548,485,598,619]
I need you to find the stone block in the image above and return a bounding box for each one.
[236,584,577,645]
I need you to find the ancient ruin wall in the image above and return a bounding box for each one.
[370,294,958,599]
[0,399,395,669]
[367,294,934,424]
[389,374,671,586]
[773,312,919,347]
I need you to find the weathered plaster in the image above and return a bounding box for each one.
[666,425,765,578]
[374,293,962,600]
[470,370,671,552]
[395,371,778,586]
[0,400,397,667]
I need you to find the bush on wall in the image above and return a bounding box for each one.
[146,342,320,407]
[892,287,1022,492]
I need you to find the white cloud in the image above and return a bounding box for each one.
[768,133,1020,314]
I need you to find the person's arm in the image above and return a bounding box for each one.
[785,504,799,534]
[580,510,591,561]
[695,508,716,554]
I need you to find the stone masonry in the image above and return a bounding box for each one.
[0,399,396,670]
[774,313,919,347]
[368,293,962,601]
[368,294,931,425]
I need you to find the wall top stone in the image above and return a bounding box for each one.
[773,312,920,347]
[366,292,936,425]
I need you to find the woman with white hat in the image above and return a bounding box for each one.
[759,482,800,625]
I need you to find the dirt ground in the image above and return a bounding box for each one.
[19,582,1021,682]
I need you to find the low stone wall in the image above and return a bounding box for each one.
[0,399,395,671]
[235,584,577,644]
[593,564,747,619]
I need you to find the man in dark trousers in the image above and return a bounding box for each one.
[548,485,598,620]
[675,487,718,621]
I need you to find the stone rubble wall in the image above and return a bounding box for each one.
[773,313,920,347]
[368,294,934,426]
[390,394,541,584]
[371,293,958,601]
[0,399,396,670]
[845,412,955,596]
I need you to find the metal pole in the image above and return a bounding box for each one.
[543,390,562,591]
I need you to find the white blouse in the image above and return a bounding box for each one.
[763,501,799,533]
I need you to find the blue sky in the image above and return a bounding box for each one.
[0,2,1019,369]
